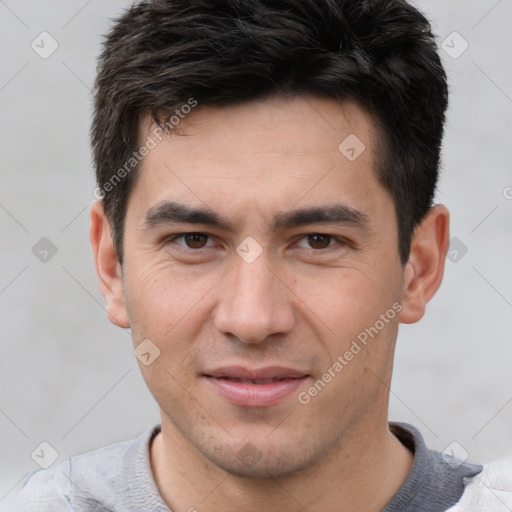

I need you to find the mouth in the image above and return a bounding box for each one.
[211,377,297,384]
[202,367,310,407]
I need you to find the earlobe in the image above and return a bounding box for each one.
[399,205,450,324]
[90,201,130,328]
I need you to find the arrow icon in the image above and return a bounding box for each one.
[31,441,58,468]
[442,441,468,468]
[31,31,59,59]
[236,237,263,263]
[238,442,262,466]
[134,339,161,366]
[447,237,468,263]
[339,134,365,161]
[32,237,58,263]
[441,32,468,59]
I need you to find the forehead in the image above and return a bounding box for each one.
[138,95,378,164]
[130,95,389,226]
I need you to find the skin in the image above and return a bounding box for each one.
[90,95,450,512]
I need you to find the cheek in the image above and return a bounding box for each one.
[124,261,209,398]
[290,265,403,373]
[123,256,222,345]
[295,266,398,326]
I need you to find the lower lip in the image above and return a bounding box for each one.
[204,376,308,407]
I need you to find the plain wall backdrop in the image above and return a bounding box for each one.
[1,0,511,500]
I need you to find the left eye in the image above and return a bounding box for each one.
[296,234,338,250]
[170,233,213,249]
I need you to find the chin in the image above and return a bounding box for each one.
[199,436,325,479]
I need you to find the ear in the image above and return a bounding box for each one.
[399,204,450,324]
[89,201,130,328]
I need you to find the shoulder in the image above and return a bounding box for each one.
[0,460,74,512]
[0,426,160,512]
[386,422,483,511]
[446,457,512,512]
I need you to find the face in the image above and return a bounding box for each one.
[107,96,411,477]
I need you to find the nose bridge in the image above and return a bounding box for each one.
[234,254,276,306]
[214,251,294,343]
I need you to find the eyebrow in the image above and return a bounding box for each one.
[144,202,233,230]
[143,201,370,231]
[274,205,370,230]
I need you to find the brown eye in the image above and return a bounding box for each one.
[307,234,333,249]
[183,233,209,248]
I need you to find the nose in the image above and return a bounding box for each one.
[213,252,295,344]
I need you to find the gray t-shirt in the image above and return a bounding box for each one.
[1,422,482,512]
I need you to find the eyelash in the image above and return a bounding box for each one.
[163,232,350,253]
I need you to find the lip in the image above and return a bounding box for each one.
[203,366,310,407]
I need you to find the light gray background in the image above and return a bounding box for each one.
[1,0,511,501]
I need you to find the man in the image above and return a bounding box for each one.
[3,0,511,511]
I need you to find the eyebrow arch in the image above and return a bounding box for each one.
[143,201,370,232]
[144,201,233,231]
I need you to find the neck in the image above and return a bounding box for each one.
[150,415,414,512]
